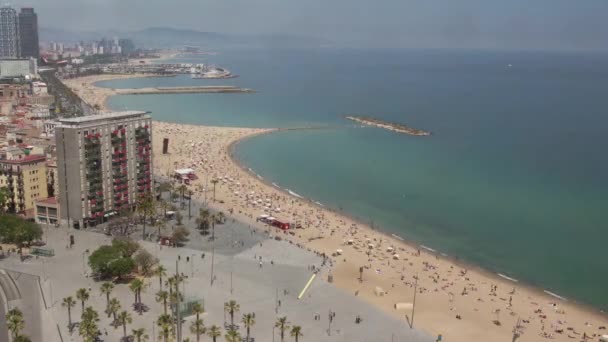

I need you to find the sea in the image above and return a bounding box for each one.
[98,48,608,310]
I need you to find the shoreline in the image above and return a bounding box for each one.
[227,128,607,317]
[64,73,608,342]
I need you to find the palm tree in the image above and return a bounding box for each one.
[130,278,145,305]
[100,282,114,310]
[80,306,100,342]
[192,302,204,322]
[224,300,240,327]
[156,290,169,314]
[117,310,133,338]
[6,308,25,339]
[82,306,99,323]
[166,276,177,303]
[211,179,219,202]
[76,288,90,315]
[132,328,149,342]
[13,335,32,342]
[178,184,187,206]
[242,313,255,342]
[207,325,222,342]
[224,328,241,342]
[155,265,167,290]
[157,314,173,342]
[156,218,167,238]
[290,326,303,342]
[137,194,156,240]
[275,317,290,342]
[108,297,121,321]
[190,318,206,342]
[61,296,76,330]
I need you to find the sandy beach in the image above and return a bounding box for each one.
[65,74,608,342]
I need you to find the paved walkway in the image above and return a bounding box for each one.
[0,199,432,342]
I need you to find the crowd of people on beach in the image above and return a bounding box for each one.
[65,75,608,342]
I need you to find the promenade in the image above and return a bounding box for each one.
[0,204,431,342]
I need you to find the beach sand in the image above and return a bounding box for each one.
[65,74,608,342]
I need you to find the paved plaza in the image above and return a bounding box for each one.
[0,198,432,342]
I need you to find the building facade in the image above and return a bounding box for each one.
[0,58,38,79]
[55,111,153,228]
[0,154,49,216]
[35,197,59,225]
[18,8,38,58]
[0,7,19,58]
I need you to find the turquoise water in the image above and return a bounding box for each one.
[101,49,608,309]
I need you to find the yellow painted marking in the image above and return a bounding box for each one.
[298,273,317,299]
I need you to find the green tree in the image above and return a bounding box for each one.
[0,214,43,246]
[88,245,121,277]
[108,297,121,320]
[192,302,204,322]
[117,310,133,338]
[129,278,145,305]
[13,335,32,342]
[275,317,290,342]
[6,307,24,339]
[132,327,149,342]
[155,265,167,290]
[242,313,255,342]
[157,314,173,342]
[100,282,114,310]
[137,194,156,240]
[190,318,206,342]
[76,288,90,315]
[61,296,76,331]
[109,257,135,280]
[290,326,303,342]
[224,300,240,327]
[207,325,222,342]
[156,290,169,314]
[224,328,241,342]
[79,307,99,342]
[112,238,140,257]
[0,186,9,212]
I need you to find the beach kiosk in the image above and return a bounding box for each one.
[174,168,198,184]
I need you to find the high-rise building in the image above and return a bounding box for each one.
[0,155,49,216]
[55,111,153,228]
[19,8,39,58]
[119,38,135,55]
[0,7,20,58]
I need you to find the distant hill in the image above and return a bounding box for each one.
[40,27,329,49]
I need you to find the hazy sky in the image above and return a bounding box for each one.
[16,0,608,50]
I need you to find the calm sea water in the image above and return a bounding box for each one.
[101,49,608,309]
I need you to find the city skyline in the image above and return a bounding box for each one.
[16,0,608,51]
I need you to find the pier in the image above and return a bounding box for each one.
[114,86,255,95]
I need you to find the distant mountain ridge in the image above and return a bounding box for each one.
[40,26,330,49]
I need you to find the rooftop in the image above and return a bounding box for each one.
[58,111,150,125]
[36,197,57,205]
[0,154,46,164]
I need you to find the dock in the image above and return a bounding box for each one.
[114,86,255,95]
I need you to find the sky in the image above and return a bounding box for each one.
[14,0,608,50]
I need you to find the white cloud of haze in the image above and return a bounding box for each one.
[19,0,608,50]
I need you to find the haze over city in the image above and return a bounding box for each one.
[1,2,608,342]
[20,0,608,50]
